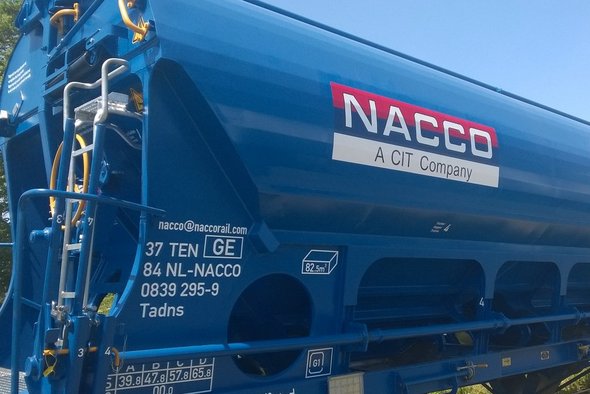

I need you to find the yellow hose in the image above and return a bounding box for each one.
[49,134,90,227]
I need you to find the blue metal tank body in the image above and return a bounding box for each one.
[148,0,590,247]
[1,1,590,393]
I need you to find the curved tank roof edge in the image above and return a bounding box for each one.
[244,0,590,126]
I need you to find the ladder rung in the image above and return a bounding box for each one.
[61,291,76,299]
[72,143,94,156]
[66,243,82,251]
[66,197,83,204]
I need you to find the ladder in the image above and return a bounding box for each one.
[9,58,164,393]
[51,58,131,321]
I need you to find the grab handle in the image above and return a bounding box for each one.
[118,0,149,42]
[50,3,79,26]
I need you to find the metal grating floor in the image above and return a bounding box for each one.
[0,367,26,393]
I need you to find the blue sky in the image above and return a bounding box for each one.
[262,1,590,121]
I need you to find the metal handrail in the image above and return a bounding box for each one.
[118,310,590,363]
[62,58,130,127]
[10,188,164,393]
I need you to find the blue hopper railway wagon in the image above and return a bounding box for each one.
[1,1,590,393]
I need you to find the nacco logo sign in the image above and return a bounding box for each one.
[331,83,500,188]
